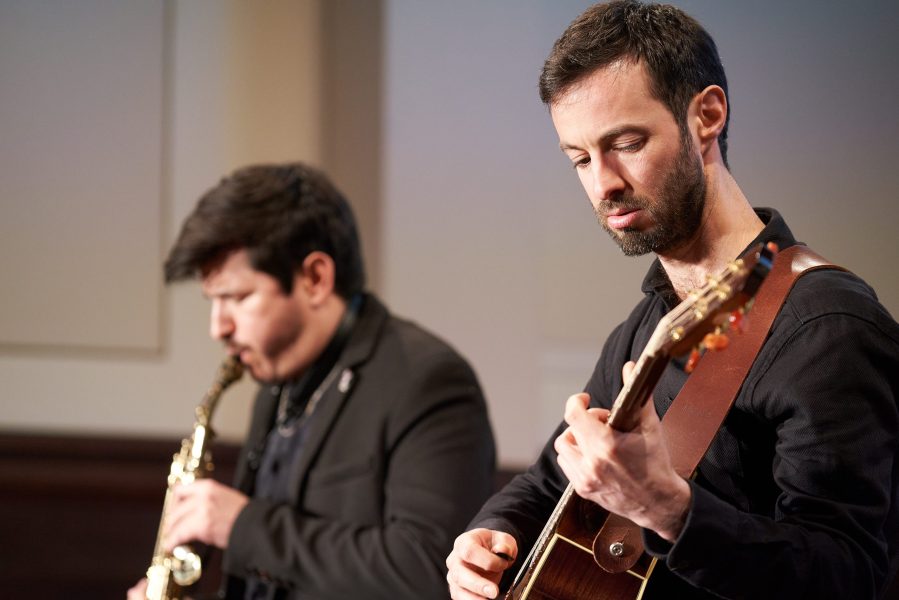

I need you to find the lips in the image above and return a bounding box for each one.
[605,208,642,230]
[225,346,248,364]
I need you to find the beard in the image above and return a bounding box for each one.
[596,134,706,256]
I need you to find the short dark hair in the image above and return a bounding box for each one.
[539,0,730,166]
[164,163,366,298]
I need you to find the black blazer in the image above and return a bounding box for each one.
[222,294,496,599]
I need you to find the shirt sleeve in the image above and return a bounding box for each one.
[467,320,631,587]
[646,297,899,598]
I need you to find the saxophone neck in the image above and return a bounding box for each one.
[194,403,212,427]
[196,355,244,425]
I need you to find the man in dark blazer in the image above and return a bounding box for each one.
[128,163,496,599]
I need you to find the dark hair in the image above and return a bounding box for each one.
[539,0,730,166]
[164,163,366,298]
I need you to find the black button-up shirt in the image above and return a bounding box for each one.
[472,208,899,598]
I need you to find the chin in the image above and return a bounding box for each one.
[240,362,267,383]
[251,370,275,384]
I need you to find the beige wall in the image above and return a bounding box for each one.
[0,0,324,441]
[381,0,899,467]
[1,1,897,469]
[0,1,166,353]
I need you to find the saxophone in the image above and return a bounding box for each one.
[145,356,244,600]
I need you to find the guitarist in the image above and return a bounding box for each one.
[446,2,899,598]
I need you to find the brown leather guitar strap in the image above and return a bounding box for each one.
[593,245,842,571]
[663,244,841,479]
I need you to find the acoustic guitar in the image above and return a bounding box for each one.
[504,243,776,600]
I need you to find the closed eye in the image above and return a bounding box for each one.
[572,156,591,170]
[613,139,645,153]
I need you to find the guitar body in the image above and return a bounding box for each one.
[505,494,659,600]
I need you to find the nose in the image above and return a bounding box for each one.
[587,155,626,206]
[209,299,234,341]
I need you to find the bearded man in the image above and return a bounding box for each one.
[446,2,899,598]
[128,163,496,600]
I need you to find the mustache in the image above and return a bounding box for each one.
[594,192,650,217]
[225,344,246,358]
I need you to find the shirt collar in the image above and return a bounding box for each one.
[640,207,799,299]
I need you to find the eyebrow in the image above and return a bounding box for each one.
[559,124,649,152]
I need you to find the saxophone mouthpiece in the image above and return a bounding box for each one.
[219,355,245,387]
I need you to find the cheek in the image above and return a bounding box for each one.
[256,303,304,357]
[576,169,599,206]
[623,152,654,184]
[630,151,673,199]
[576,168,591,191]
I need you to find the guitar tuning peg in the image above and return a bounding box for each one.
[703,331,730,352]
[685,347,702,373]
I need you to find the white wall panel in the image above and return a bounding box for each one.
[0,0,323,442]
[0,0,165,351]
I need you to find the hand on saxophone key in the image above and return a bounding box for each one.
[163,479,250,550]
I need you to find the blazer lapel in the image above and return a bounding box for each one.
[286,294,389,502]
[233,385,279,494]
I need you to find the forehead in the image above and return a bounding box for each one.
[549,60,676,144]
[200,249,273,295]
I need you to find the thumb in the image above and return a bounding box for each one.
[489,531,517,562]
[622,360,636,384]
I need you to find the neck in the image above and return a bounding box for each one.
[658,164,763,299]
[282,294,350,382]
[316,296,351,352]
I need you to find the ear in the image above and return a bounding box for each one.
[691,85,727,158]
[294,251,337,307]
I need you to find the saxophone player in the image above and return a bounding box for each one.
[129,163,496,599]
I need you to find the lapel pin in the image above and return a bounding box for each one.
[338,368,354,393]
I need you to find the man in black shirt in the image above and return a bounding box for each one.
[446,2,899,598]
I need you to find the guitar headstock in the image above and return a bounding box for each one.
[651,242,776,359]
[608,243,775,432]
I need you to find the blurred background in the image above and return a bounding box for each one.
[1,0,897,596]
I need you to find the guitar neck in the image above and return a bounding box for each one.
[607,332,671,432]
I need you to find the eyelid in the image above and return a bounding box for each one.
[210,292,247,303]
[561,147,583,161]
[610,135,645,152]
[571,155,590,169]
[616,142,641,152]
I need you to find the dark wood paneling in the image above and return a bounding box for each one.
[0,432,526,600]
[0,432,240,599]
